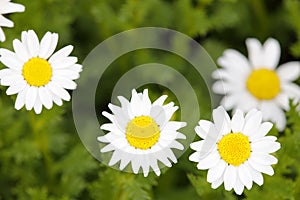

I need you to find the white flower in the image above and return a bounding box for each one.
[213,38,300,131]
[97,89,186,177]
[0,30,82,114]
[0,0,25,42]
[189,106,280,195]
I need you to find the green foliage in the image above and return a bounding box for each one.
[1,0,300,199]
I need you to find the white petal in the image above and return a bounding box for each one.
[233,177,245,195]
[153,95,167,106]
[196,151,220,170]
[248,159,274,176]
[246,162,264,186]
[235,92,259,112]
[190,140,204,151]
[51,92,63,106]
[231,109,245,133]
[163,121,186,131]
[131,156,142,174]
[220,93,241,111]
[250,122,273,141]
[149,157,161,176]
[1,2,25,14]
[53,69,80,80]
[169,140,184,150]
[33,96,43,114]
[250,152,278,165]
[118,95,133,119]
[246,38,264,68]
[100,143,115,153]
[38,86,53,109]
[6,79,26,95]
[260,101,286,131]
[15,85,29,110]
[48,45,73,63]
[211,176,224,189]
[189,152,201,162]
[0,27,5,42]
[108,103,129,131]
[0,68,17,79]
[242,110,262,136]
[0,48,23,70]
[50,57,78,69]
[207,159,227,183]
[108,150,122,166]
[12,39,30,62]
[218,49,251,74]
[39,32,58,59]
[156,151,172,167]
[244,109,258,121]
[224,165,237,191]
[281,83,300,99]
[275,93,289,111]
[141,89,151,115]
[212,81,244,94]
[0,15,13,27]
[46,81,70,101]
[150,105,167,127]
[68,64,82,73]
[251,140,280,153]
[238,164,253,190]
[1,74,23,86]
[25,86,38,110]
[119,152,132,170]
[163,103,178,122]
[213,106,231,135]
[194,126,207,140]
[277,62,300,82]
[52,76,77,90]
[141,156,150,177]
[198,120,214,133]
[26,30,40,57]
[262,38,281,69]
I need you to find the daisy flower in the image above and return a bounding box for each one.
[213,38,300,131]
[189,106,280,195]
[97,89,186,177]
[0,0,25,42]
[0,30,82,114]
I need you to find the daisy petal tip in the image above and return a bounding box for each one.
[154,169,161,176]
[96,136,103,142]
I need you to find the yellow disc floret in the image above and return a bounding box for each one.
[217,133,251,166]
[246,68,280,100]
[22,58,52,87]
[126,116,160,150]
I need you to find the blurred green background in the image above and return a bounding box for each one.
[1,0,300,199]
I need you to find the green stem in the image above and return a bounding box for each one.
[30,112,55,187]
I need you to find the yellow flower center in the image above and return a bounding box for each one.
[22,58,52,87]
[126,116,160,150]
[217,133,251,166]
[246,68,280,100]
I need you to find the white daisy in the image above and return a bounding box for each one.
[97,89,186,177]
[0,30,82,114]
[213,38,300,131]
[0,0,25,42]
[189,106,280,195]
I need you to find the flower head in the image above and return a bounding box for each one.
[213,38,300,131]
[0,30,82,114]
[98,89,186,177]
[0,0,25,42]
[189,106,280,195]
